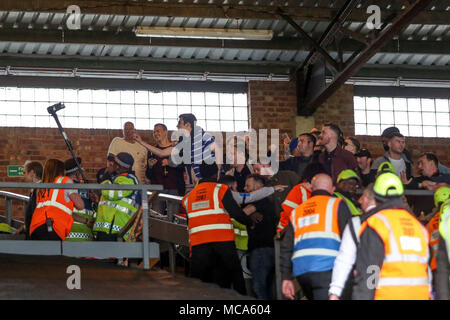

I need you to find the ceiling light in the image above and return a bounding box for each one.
[134,26,273,40]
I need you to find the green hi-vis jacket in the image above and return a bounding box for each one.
[334,192,362,216]
[93,173,140,241]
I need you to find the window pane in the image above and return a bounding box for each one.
[220,107,234,120]
[437,126,450,138]
[422,112,436,125]
[407,98,421,112]
[366,111,380,124]
[355,124,367,135]
[108,91,121,102]
[92,104,107,117]
[21,88,35,102]
[234,121,248,132]
[206,120,220,131]
[78,90,92,103]
[36,115,50,128]
[219,93,234,107]
[205,93,219,106]
[107,104,120,117]
[234,93,247,107]
[394,111,408,124]
[367,124,380,135]
[107,117,121,129]
[196,119,207,130]
[135,105,150,118]
[92,90,107,103]
[393,98,407,111]
[64,89,78,102]
[121,91,135,104]
[65,116,79,128]
[234,107,248,121]
[396,125,409,136]
[177,92,191,106]
[423,126,436,138]
[21,102,35,115]
[421,99,435,112]
[6,115,20,126]
[366,97,379,110]
[436,113,450,126]
[163,92,177,105]
[163,105,177,118]
[79,117,93,129]
[150,105,164,118]
[192,106,206,119]
[21,115,35,127]
[408,112,422,125]
[165,119,178,130]
[177,105,192,115]
[79,103,92,117]
[135,91,148,104]
[221,120,234,132]
[6,88,20,101]
[150,118,164,129]
[380,111,394,124]
[135,118,150,130]
[435,99,449,112]
[93,117,107,129]
[206,107,220,119]
[354,97,365,110]
[191,92,205,106]
[149,92,163,104]
[121,104,135,118]
[0,88,5,100]
[379,98,393,110]
[408,125,422,137]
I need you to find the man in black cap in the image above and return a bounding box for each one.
[381,127,412,162]
[96,154,117,184]
[64,157,96,241]
[355,148,373,187]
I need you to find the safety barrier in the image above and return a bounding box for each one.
[0,182,163,270]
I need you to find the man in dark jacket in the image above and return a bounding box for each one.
[242,174,277,299]
[21,161,43,238]
[280,133,318,179]
[317,124,359,184]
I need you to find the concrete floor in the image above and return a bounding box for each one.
[0,254,253,300]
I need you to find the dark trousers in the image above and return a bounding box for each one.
[296,270,332,300]
[190,241,246,295]
[30,224,61,241]
[96,231,118,241]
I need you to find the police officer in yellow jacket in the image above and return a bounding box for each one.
[182,162,252,295]
[353,172,431,300]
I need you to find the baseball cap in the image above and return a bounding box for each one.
[381,126,400,138]
[355,148,371,158]
[115,152,134,169]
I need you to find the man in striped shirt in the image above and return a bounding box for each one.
[134,114,216,188]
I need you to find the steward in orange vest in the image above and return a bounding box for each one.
[30,159,85,241]
[353,172,431,300]
[182,162,252,295]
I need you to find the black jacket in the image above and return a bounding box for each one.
[247,197,276,251]
[279,190,353,280]
[435,234,449,300]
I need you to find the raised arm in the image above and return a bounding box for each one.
[134,133,173,158]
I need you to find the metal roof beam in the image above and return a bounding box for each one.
[0,1,449,25]
[301,0,434,116]
[0,28,449,55]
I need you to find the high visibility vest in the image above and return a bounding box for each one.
[426,211,441,270]
[360,209,430,300]
[66,184,96,242]
[30,176,74,240]
[231,218,248,251]
[290,195,343,277]
[334,192,362,216]
[439,200,450,264]
[182,182,235,247]
[93,172,140,241]
[277,183,311,233]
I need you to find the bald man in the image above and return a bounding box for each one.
[280,173,352,300]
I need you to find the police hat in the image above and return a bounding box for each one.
[64,157,82,175]
[115,152,134,170]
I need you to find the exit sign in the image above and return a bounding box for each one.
[7,165,24,177]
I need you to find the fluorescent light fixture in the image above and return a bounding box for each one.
[135,26,273,40]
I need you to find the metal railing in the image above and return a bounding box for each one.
[0,182,163,270]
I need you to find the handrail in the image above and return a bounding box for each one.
[0,182,163,270]
[0,191,30,202]
[147,191,183,203]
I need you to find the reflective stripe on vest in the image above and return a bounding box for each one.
[186,183,234,246]
[99,200,135,216]
[368,211,430,299]
[291,196,341,276]
[234,228,248,237]
[283,199,299,210]
[35,177,73,216]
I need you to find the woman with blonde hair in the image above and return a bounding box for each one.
[29,159,84,240]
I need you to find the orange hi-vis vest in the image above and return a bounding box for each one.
[182,182,235,247]
[290,195,342,276]
[360,209,430,300]
[426,211,441,271]
[30,176,75,240]
[278,183,311,233]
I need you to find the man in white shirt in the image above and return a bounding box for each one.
[329,184,377,300]
[370,132,412,181]
[107,121,148,184]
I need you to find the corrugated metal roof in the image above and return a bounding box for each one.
[0,0,449,78]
